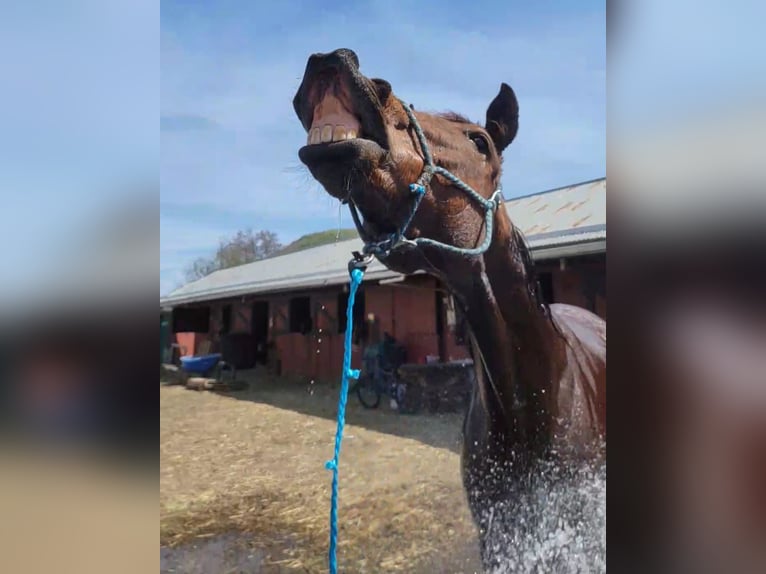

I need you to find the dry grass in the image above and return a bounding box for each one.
[160,372,481,573]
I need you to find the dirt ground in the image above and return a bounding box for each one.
[160,371,482,573]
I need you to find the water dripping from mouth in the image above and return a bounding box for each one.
[336,200,343,242]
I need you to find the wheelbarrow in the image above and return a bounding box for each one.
[179,353,236,382]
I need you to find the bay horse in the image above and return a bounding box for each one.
[292,48,606,571]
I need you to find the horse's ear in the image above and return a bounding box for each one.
[485,83,519,153]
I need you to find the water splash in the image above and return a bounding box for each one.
[479,459,606,574]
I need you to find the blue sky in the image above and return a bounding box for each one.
[2,1,763,300]
[160,0,606,295]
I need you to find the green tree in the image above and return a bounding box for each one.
[184,228,282,281]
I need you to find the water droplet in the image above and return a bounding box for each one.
[336,200,343,241]
[318,338,322,343]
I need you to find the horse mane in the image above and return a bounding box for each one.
[436,111,473,124]
[510,225,554,321]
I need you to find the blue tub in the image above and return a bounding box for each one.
[179,353,222,375]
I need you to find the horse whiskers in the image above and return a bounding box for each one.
[342,168,355,203]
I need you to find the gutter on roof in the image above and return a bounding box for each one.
[532,239,606,260]
[510,176,606,201]
[378,270,428,285]
[525,224,605,242]
[160,239,606,308]
[379,276,406,285]
[159,267,400,308]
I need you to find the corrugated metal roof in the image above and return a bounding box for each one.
[506,178,606,236]
[162,237,400,306]
[161,178,606,307]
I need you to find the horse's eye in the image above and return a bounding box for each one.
[469,133,490,155]
[370,78,392,102]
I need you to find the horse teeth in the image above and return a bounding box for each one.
[333,126,347,141]
[307,125,358,145]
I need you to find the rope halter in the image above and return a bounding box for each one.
[348,98,504,269]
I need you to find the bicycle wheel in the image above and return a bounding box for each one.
[396,383,423,415]
[356,376,381,409]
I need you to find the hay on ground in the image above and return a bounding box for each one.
[160,372,481,573]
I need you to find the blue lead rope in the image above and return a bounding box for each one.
[325,265,364,574]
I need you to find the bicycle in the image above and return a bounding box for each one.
[350,336,419,414]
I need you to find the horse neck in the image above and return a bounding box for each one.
[457,213,563,447]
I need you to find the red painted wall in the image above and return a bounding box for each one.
[173,332,211,357]
[269,294,359,382]
[265,281,445,381]
[539,254,606,320]
[445,331,472,362]
[389,285,439,363]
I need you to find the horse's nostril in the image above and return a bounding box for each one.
[308,52,334,69]
[329,48,359,69]
[305,49,360,81]
[345,49,360,69]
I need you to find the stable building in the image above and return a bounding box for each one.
[160,178,606,381]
